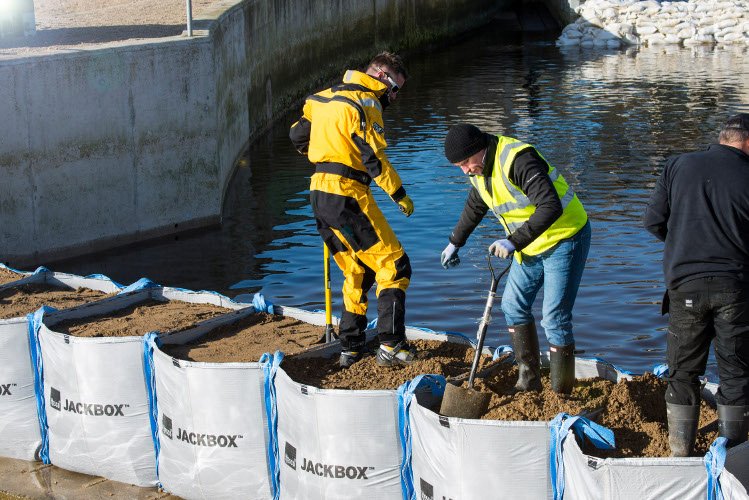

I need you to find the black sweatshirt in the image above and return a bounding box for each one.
[643,143,749,289]
[449,134,563,251]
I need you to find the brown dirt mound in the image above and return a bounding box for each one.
[0,284,111,319]
[54,298,230,337]
[282,340,495,391]
[0,267,22,286]
[161,312,325,363]
[283,342,718,458]
[594,373,718,458]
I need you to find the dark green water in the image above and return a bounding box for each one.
[51,24,749,376]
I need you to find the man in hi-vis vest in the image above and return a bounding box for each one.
[289,52,417,368]
[441,124,591,395]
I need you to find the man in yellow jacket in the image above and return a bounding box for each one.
[290,52,416,368]
[441,124,590,394]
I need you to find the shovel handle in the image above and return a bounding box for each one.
[324,244,334,343]
[468,256,510,388]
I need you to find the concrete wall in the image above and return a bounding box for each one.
[0,0,505,265]
[543,0,582,26]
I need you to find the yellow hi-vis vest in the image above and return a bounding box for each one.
[469,136,587,260]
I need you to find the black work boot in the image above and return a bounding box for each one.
[376,340,417,367]
[667,403,699,457]
[549,343,576,395]
[718,404,749,448]
[339,337,366,368]
[508,323,542,392]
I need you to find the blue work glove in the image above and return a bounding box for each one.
[488,239,515,259]
[441,243,460,269]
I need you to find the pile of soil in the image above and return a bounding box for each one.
[0,267,23,285]
[0,284,111,319]
[161,312,325,363]
[282,341,718,458]
[594,373,718,458]
[54,299,230,338]
[281,339,496,392]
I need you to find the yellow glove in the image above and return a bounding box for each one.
[397,195,414,217]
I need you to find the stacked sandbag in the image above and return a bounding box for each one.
[0,266,121,461]
[145,296,330,500]
[557,0,749,48]
[408,356,624,500]
[29,280,246,487]
[553,379,749,499]
[275,327,458,500]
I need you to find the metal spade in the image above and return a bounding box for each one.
[440,255,510,419]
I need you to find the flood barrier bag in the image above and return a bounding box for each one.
[146,299,327,500]
[275,327,468,500]
[0,267,121,461]
[553,376,749,500]
[408,356,626,500]
[29,281,247,487]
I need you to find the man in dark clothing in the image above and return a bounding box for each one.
[644,113,749,456]
[441,124,590,395]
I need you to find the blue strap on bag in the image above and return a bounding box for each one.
[261,350,284,500]
[253,293,275,314]
[397,374,447,500]
[142,332,162,486]
[549,412,615,500]
[27,306,57,464]
[705,437,728,500]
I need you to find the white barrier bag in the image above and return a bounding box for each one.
[144,317,273,499]
[32,306,157,486]
[408,385,551,499]
[29,281,246,487]
[145,294,341,499]
[0,267,121,461]
[553,377,749,500]
[407,356,632,500]
[275,368,403,499]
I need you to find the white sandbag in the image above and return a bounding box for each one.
[275,368,403,499]
[560,432,708,500]
[30,282,247,487]
[275,326,453,500]
[410,396,551,499]
[0,268,121,461]
[147,330,272,499]
[556,379,749,500]
[146,295,323,500]
[409,356,627,500]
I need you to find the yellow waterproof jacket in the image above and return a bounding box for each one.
[470,135,587,260]
[290,70,407,201]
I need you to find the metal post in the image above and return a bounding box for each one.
[186,0,193,37]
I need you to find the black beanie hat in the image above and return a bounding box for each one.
[444,124,487,163]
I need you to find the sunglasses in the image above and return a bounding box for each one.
[376,66,400,94]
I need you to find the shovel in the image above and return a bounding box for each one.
[316,243,338,344]
[440,255,511,419]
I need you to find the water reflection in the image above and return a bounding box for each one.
[50,25,749,377]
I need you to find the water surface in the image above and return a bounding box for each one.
[52,25,749,376]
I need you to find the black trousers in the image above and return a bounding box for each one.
[666,277,749,406]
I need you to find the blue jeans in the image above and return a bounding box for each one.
[501,221,591,346]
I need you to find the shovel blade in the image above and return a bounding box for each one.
[439,382,491,419]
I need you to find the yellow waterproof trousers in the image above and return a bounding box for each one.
[310,172,411,346]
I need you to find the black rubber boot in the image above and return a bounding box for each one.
[667,403,699,457]
[718,404,749,448]
[549,343,575,395]
[508,323,542,392]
